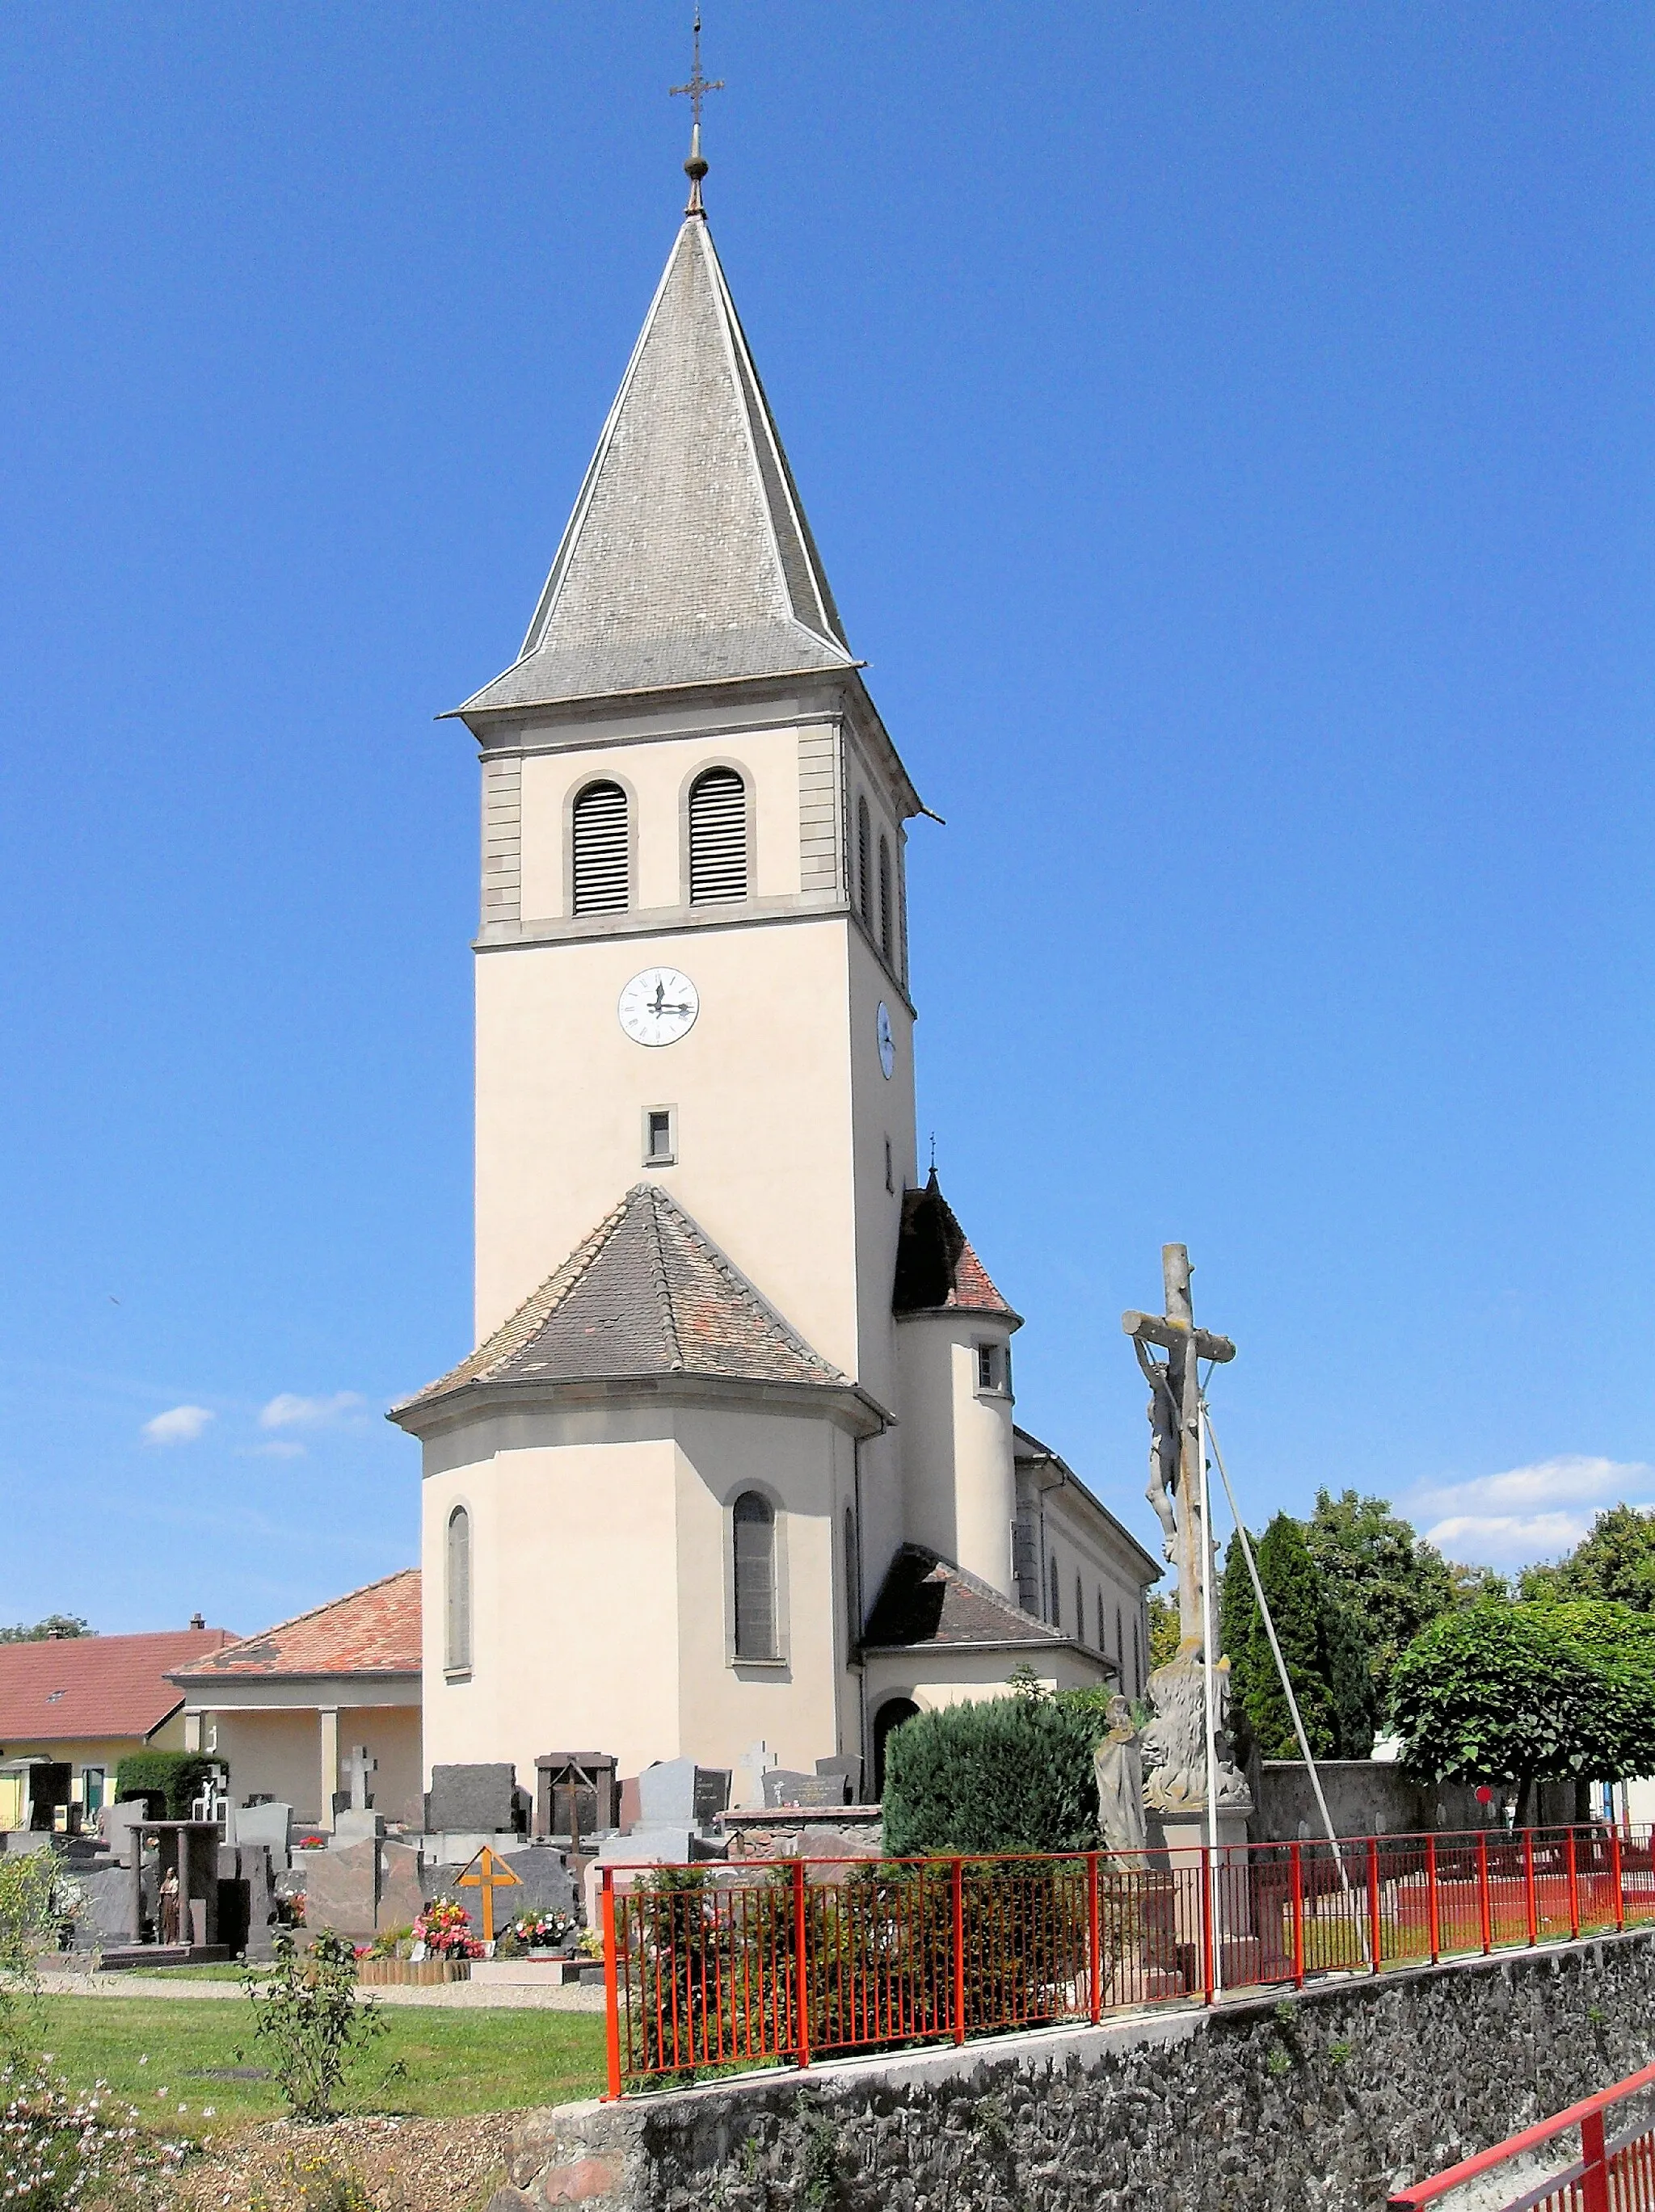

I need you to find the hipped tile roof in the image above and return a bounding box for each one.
[0,1628,234,1745]
[861,1546,1067,1654]
[457,217,854,717]
[394,1183,849,1416]
[892,1171,1019,1323]
[171,1571,420,1681]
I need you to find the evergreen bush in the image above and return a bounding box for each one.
[881,1688,1099,1855]
[112,1751,224,1819]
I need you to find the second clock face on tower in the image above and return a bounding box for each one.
[618,967,700,1048]
[877,1002,895,1079]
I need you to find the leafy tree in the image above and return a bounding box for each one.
[1322,1594,1378,1760]
[1303,1490,1460,1708]
[1519,1504,1655,1612]
[1146,1592,1179,1673]
[1390,1600,1655,1825]
[0,1614,91,1643]
[1224,1516,1337,1760]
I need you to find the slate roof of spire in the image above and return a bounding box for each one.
[891,1171,1021,1323]
[394,1183,849,1414]
[457,217,856,717]
[861,1546,1075,1654]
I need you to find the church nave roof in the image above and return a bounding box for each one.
[394,1181,851,1415]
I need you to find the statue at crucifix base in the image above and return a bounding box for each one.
[1122,1243,1250,1821]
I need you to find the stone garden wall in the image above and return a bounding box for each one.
[492,1928,1655,2212]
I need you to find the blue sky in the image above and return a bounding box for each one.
[2,4,1651,1634]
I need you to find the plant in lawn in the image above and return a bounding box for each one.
[0,1849,58,2059]
[245,1929,385,2122]
[1,2051,182,2210]
[411,1896,483,1961]
[248,2150,375,2211]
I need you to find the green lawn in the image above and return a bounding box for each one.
[39,1996,608,2135]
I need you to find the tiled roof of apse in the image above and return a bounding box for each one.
[395,1183,848,1415]
[171,1571,420,1680]
[0,1628,234,1744]
[892,1171,1020,1323]
[457,216,854,717]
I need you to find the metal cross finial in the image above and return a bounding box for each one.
[671,7,724,215]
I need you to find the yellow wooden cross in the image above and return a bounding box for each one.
[456,1844,521,1944]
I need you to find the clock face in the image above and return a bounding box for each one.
[877,1001,895,1080]
[618,967,700,1048]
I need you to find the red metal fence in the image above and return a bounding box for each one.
[598,1822,1655,2096]
[1388,2058,1655,2211]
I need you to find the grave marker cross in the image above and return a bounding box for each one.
[343,1745,377,1814]
[457,1844,522,1945]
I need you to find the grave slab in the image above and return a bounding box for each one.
[299,1838,377,1937]
[426,1764,519,1836]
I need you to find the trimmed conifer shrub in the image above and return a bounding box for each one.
[112,1751,225,1819]
[881,1688,1099,1855]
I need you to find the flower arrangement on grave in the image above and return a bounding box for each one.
[495,1908,576,1957]
[575,1924,605,1962]
[411,1895,483,1961]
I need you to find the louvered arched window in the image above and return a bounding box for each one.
[1048,1554,1061,1630]
[733,1491,777,1660]
[878,836,893,961]
[571,780,629,915]
[688,767,747,903]
[856,797,872,926]
[445,1506,472,1674]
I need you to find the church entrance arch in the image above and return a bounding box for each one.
[872,1697,920,1798]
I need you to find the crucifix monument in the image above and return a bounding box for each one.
[1122,1245,1250,1833]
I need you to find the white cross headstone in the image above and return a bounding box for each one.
[344,1745,377,1813]
[735,1739,778,1811]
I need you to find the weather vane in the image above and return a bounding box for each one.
[671,7,724,215]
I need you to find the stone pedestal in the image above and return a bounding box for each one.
[1152,1807,1257,1974]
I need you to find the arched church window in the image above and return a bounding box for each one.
[857,797,872,926]
[733,1491,777,1661]
[1076,1575,1084,1645]
[1048,1554,1060,1630]
[445,1506,472,1674]
[843,1505,861,1652]
[878,835,893,961]
[571,780,630,915]
[689,766,747,903]
[1097,1587,1105,1653]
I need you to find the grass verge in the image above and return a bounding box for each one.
[39,1995,607,2134]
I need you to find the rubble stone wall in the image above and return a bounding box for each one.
[491,1928,1655,2212]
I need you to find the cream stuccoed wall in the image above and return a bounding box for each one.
[862,1645,1110,1722]
[419,1397,859,1788]
[895,1315,1018,1596]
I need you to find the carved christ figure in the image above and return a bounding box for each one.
[1135,1337,1181,1569]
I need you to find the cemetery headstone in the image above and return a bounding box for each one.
[816,1755,864,1801]
[763,1769,845,1810]
[533,1752,618,1842]
[299,1837,377,1937]
[735,1739,778,1810]
[377,1840,425,1933]
[426,1763,520,1836]
[234,1802,293,1860]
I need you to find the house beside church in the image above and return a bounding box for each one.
[380,158,1162,1801]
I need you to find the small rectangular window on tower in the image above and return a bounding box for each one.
[643,1107,676,1166]
[976,1343,999,1392]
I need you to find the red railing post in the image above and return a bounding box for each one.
[1367,1836,1383,1974]
[1477,1831,1493,1956]
[1567,1828,1581,1941]
[1290,1841,1306,1987]
[601,1867,622,2101]
[1199,1845,1215,2005]
[793,1857,811,2069]
[1523,1827,1538,1947]
[1425,1836,1440,1965]
[1581,2107,1611,2212]
[1611,1823,1626,1932]
[1087,1852,1102,2025]
[950,1857,966,2046]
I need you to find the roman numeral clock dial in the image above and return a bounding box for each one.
[617,967,700,1047]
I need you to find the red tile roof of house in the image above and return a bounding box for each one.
[0,1628,234,1746]
[170,1570,420,1681]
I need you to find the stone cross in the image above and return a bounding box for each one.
[343,1745,377,1814]
[1122,1243,1235,1655]
[737,1740,778,1810]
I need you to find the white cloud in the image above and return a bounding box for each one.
[1408,1457,1655,1569]
[259,1391,365,1432]
[142,1404,215,1446]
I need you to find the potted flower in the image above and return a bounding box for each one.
[512,1910,576,1958]
[410,1896,484,1962]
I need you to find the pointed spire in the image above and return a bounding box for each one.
[456,208,855,718]
[671,10,722,219]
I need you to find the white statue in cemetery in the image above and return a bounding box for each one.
[1122,1245,1250,1827]
[1093,1696,1149,1865]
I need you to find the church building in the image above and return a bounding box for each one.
[384,145,1160,1802]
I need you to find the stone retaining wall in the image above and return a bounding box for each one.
[491,1928,1655,2211]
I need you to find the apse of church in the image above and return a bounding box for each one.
[392,153,1156,1796]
